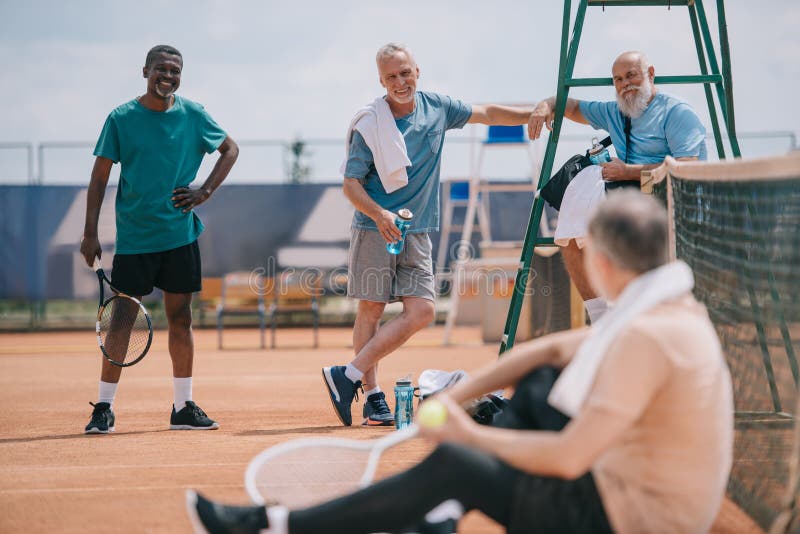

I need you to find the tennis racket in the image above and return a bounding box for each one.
[93,256,153,367]
[245,425,419,508]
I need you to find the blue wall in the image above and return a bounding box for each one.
[0,183,542,300]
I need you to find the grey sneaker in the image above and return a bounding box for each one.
[362,392,395,426]
[170,401,219,430]
[322,365,362,426]
[185,490,268,534]
[85,401,115,434]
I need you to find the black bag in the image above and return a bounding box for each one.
[539,135,611,211]
[539,114,640,210]
[538,152,594,211]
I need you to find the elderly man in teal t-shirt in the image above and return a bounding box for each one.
[527,50,706,327]
[80,45,239,435]
[322,43,538,427]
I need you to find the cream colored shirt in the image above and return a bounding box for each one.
[585,295,733,533]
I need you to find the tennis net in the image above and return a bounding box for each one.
[654,152,800,531]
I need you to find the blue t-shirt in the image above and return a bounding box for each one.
[343,91,472,233]
[94,95,227,254]
[579,92,707,163]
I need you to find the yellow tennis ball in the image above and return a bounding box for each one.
[417,400,448,428]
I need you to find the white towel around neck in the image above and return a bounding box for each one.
[548,261,695,418]
[340,97,411,193]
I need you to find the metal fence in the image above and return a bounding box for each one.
[1,130,796,186]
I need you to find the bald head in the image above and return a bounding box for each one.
[588,190,668,274]
[613,50,650,73]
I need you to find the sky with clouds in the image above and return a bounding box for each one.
[0,0,797,184]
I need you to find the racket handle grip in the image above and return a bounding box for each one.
[92,256,102,272]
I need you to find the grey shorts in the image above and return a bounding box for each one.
[347,228,435,303]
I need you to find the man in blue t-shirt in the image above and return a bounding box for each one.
[80,45,239,434]
[323,43,536,427]
[527,50,706,325]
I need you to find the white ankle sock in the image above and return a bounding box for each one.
[585,297,608,324]
[264,505,289,534]
[173,377,193,411]
[98,381,118,406]
[363,386,381,398]
[344,364,364,383]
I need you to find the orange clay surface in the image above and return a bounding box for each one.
[0,327,762,533]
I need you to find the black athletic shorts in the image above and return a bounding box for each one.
[111,240,201,296]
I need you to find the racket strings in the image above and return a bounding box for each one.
[250,445,374,509]
[98,296,150,364]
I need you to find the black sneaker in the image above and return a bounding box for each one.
[322,365,362,426]
[418,518,458,534]
[170,401,219,430]
[185,490,268,534]
[85,401,115,434]
[362,392,395,426]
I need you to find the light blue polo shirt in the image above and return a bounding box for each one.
[94,95,227,254]
[343,91,472,233]
[579,92,707,163]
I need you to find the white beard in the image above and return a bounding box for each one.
[616,82,653,119]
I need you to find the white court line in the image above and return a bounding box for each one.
[5,462,245,470]
[0,483,241,495]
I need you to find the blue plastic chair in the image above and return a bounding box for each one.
[485,125,527,145]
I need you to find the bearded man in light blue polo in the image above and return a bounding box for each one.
[528,50,707,327]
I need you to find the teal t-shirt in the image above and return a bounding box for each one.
[343,91,472,233]
[579,92,707,163]
[93,95,227,254]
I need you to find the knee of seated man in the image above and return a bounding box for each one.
[428,442,484,471]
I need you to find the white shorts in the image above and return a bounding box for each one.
[553,165,605,249]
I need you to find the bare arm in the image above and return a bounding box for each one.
[422,327,670,479]
[446,328,589,406]
[342,177,401,243]
[449,401,632,478]
[80,156,114,266]
[467,104,534,126]
[172,136,239,213]
[527,96,588,140]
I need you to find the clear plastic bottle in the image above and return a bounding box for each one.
[588,137,612,165]
[386,209,413,255]
[394,376,415,430]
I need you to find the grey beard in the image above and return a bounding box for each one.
[617,84,652,119]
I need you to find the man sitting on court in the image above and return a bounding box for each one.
[528,50,707,325]
[186,190,734,534]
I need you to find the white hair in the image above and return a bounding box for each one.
[617,80,653,119]
[376,43,413,64]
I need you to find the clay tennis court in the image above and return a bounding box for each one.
[0,326,763,533]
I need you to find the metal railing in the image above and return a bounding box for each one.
[0,131,796,185]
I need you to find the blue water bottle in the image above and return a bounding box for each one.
[386,209,413,255]
[588,137,612,165]
[394,376,415,430]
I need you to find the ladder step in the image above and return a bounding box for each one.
[587,0,694,6]
[567,74,722,87]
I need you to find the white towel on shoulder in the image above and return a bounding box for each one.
[548,261,695,417]
[340,97,411,193]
